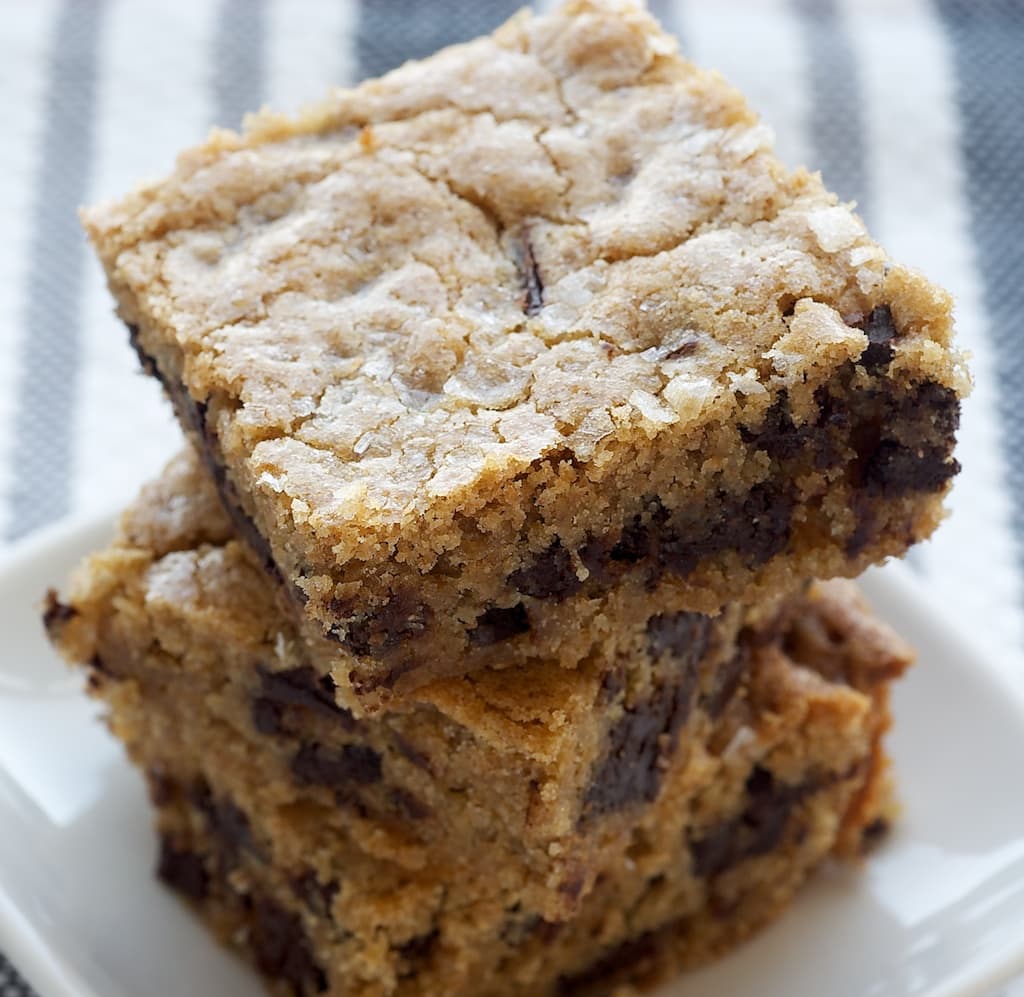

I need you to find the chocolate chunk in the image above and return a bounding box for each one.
[291,742,383,791]
[251,898,328,994]
[645,611,712,665]
[392,733,432,772]
[509,540,582,601]
[742,766,799,858]
[916,381,961,441]
[610,516,649,563]
[257,665,354,729]
[157,836,208,901]
[863,440,959,498]
[578,534,615,586]
[702,648,748,717]
[845,492,876,558]
[860,816,891,853]
[582,655,701,822]
[291,871,339,918]
[342,595,432,658]
[519,232,544,316]
[557,932,659,996]
[729,485,795,567]
[860,305,898,369]
[659,485,793,578]
[146,768,179,807]
[41,590,77,632]
[190,782,253,862]
[597,665,625,705]
[397,930,439,975]
[390,787,431,821]
[252,696,285,736]
[740,393,806,461]
[468,604,530,646]
[690,766,807,879]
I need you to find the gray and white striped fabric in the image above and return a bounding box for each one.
[1,1,1022,993]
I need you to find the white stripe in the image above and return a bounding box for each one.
[267,0,358,111]
[72,0,220,523]
[675,0,811,171]
[0,0,61,547]
[843,0,1024,675]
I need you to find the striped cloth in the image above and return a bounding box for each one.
[1,1,1021,993]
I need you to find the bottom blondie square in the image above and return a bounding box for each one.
[79,585,899,997]
[45,452,911,994]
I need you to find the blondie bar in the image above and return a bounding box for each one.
[53,575,903,996]
[81,1,963,700]
[46,451,911,960]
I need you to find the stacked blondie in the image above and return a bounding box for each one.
[46,2,964,994]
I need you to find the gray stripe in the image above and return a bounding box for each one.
[5,0,107,541]
[793,0,871,223]
[935,0,1024,588]
[355,0,522,82]
[211,0,268,127]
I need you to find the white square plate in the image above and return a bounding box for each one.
[2,514,1024,997]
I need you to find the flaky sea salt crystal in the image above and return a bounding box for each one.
[629,389,678,425]
[443,356,532,409]
[259,470,285,492]
[848,244,884,267]
[662,373,717,425]
[807,206,864,253]
[570,407,616,458]
[727,369,767,395]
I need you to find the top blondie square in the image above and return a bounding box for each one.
[82,0,964,708]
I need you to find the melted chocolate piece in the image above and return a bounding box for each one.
[509,540,582,601]
[256,665,354,730]
[390,787,431,821]
[340,594,432,658]
[156,835,208,901]
[468,604,531,646]
[557,932,659,995]
[690,766,812,879]
[251,898,328,994]
[609,515,650,563]
[701,648,749,718]
[860,305,898,370]
[645,611,711,664]
[582,646,702,821]
[252,696,285,736]
[190,781,253,864]
[291,742,383,790]
[740,393,805,461]
[291,871,339,918]
[860,816,891,853]
[397,930,439,976]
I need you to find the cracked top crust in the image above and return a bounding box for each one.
[82,0,963,569]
